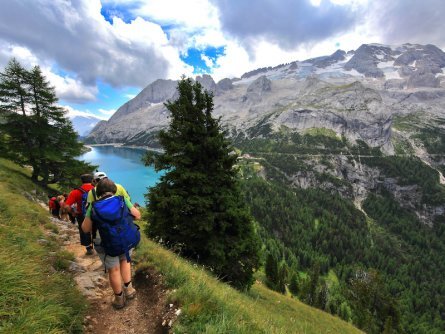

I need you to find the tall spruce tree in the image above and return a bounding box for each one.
[0,59,94,187]
[145,78,260,290]
[265,253,279,290]
[0,59,37,171]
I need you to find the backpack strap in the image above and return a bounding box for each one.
[92,188,97,201]
[77,187,86,194]
[125,250,131,263]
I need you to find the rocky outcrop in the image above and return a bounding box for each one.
[242,75,272,104]
[344,44,394,78]
[384,79,406,90]
[196,74,217,93]
[111,79,177,121]
[407,72,440,88]
[304,49,346,68]
[216,78,233,92]
[247,75,272,94]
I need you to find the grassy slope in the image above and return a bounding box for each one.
[136,233,363,333]
[0,158,87,333]
[0,158,362,334]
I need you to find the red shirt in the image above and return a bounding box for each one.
[65,183,94,215]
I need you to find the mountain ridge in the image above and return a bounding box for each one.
[86,42,445,154]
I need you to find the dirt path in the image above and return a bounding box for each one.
[46,216,177,334]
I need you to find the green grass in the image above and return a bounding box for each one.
[135,230,363,334]
[304,127,339,139]
[0,157,362,333]
[0,158,86,333]
[392,113,423,132]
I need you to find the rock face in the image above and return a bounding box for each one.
[407,72,440,88]
[86,43,445,152]
[196,74,217,93]
[216,78,233,93]
[306,49,346,68]
[344,44,393,78]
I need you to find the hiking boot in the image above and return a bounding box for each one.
[112,292,125,309]
[85,247,94,255]
[124,282,136,300]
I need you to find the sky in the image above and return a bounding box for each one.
[0,0,444,121]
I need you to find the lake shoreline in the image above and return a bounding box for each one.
[85,143,163,153]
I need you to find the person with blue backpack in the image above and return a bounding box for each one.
[82,177,141,309]
[63,174,95,255]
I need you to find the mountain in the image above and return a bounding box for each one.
[86,43,445,333]
[69,114,102,137]
[86,43,445,151]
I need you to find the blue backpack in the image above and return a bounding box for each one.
[91,196,140,262]
[76,187,89,217]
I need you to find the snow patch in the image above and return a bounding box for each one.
[376,61,401,80]
[377,61,395,69]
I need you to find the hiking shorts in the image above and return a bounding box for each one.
[94,242,133,270]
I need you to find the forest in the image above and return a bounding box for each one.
[237,131,445,334]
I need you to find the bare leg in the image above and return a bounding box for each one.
[108,266,122,294]
[120,259,132,284]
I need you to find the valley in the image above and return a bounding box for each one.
[85,42,445,333]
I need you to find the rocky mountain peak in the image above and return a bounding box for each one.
[247,75,272,93]
[304,49,346,68]
[344,44,394,78]
[110,79,177,122]
[196,74,217,93]
[216,78,233,93]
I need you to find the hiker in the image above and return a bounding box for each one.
[48,195,60,218]
[82,178,141,309]
[63,174,95,255]
[87,171,131,203]
[57,195,70,222]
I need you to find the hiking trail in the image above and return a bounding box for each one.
[44,215,179,334]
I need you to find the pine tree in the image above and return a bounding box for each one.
[0,59,94,187]
[265,253,278,290]
[306,262,320,306]
[277,261,288,294]
[0,58,37,174]
[288,272,299,296]
[145,77,260,290]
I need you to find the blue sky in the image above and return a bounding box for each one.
[0,0,444,121]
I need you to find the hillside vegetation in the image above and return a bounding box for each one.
[0,158,362,333]
[237,132,445,334]
[0,158,86,333]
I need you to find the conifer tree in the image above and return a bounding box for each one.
[288,272,300,296]
[265,253,279,290]
[277,260,288,294]
[145,77,260,290]
[0,58,37,172]
[0,59,94,186]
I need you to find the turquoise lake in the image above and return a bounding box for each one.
[80,146,162,205]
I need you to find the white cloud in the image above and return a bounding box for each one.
[310,0,322,6]
[64,105,107,120]
[0,42,98,103]
[134,0,220,30]
[201,54,214,68]
[98,108,117,117]
[0,0,191,89]
[43,68,98,103]
[2,0,443,114]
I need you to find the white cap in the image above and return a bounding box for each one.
[93,171,107,181]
